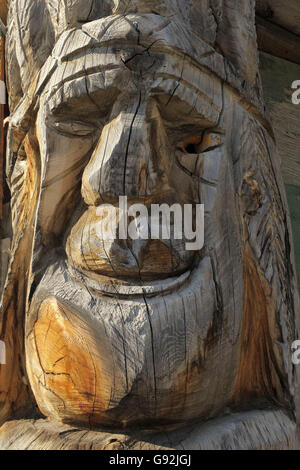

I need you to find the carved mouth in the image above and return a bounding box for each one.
[68,265,192,299]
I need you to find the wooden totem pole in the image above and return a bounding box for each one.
[0,0,299,450]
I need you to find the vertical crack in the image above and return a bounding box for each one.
[123,91,142,195]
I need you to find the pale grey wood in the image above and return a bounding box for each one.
[0,0,299,450]
[0,410,298,450]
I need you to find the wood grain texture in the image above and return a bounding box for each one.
[0,0,299,450]
[256,0,300,65]
[286,185,300,293]
[259,53,300,188]
[0,0,7,26]
[259,52,300,291]
[257,0,300,37]
[0,410,298,450]
[256,16,300,66]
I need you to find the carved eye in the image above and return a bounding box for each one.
[53,121,96,137]
[181,134,203,154]
[180,132,223,154]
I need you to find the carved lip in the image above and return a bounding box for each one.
[69,265,191,299]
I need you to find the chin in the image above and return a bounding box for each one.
[25,253,230,429]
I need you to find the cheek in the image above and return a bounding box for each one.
[36,129,96,240]
[42,130,95,186]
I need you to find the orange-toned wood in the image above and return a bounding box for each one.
[0,0,8,25]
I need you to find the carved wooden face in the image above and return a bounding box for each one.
[6,8,295,431]
[23,14,240,428]
[36,37,224,280]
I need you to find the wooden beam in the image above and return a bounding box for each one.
[256,15,300,66]
[256,0,300,37]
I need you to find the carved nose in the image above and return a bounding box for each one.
[82,96,158,206]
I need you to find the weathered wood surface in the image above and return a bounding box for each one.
[257,0,300,36]
[259,53,300,189]
[259,52,300,291]
[0,410,298,450]
[0,0,299,450]
[0,0,7,27]
[256,16,300,66]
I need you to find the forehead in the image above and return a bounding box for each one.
[42,48,222,123]
[38,14,222,123]
[38,14,223,125]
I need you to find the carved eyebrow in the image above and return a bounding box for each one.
[152,89,221,128]
[151,75,222,126]
[46,71,120,115]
